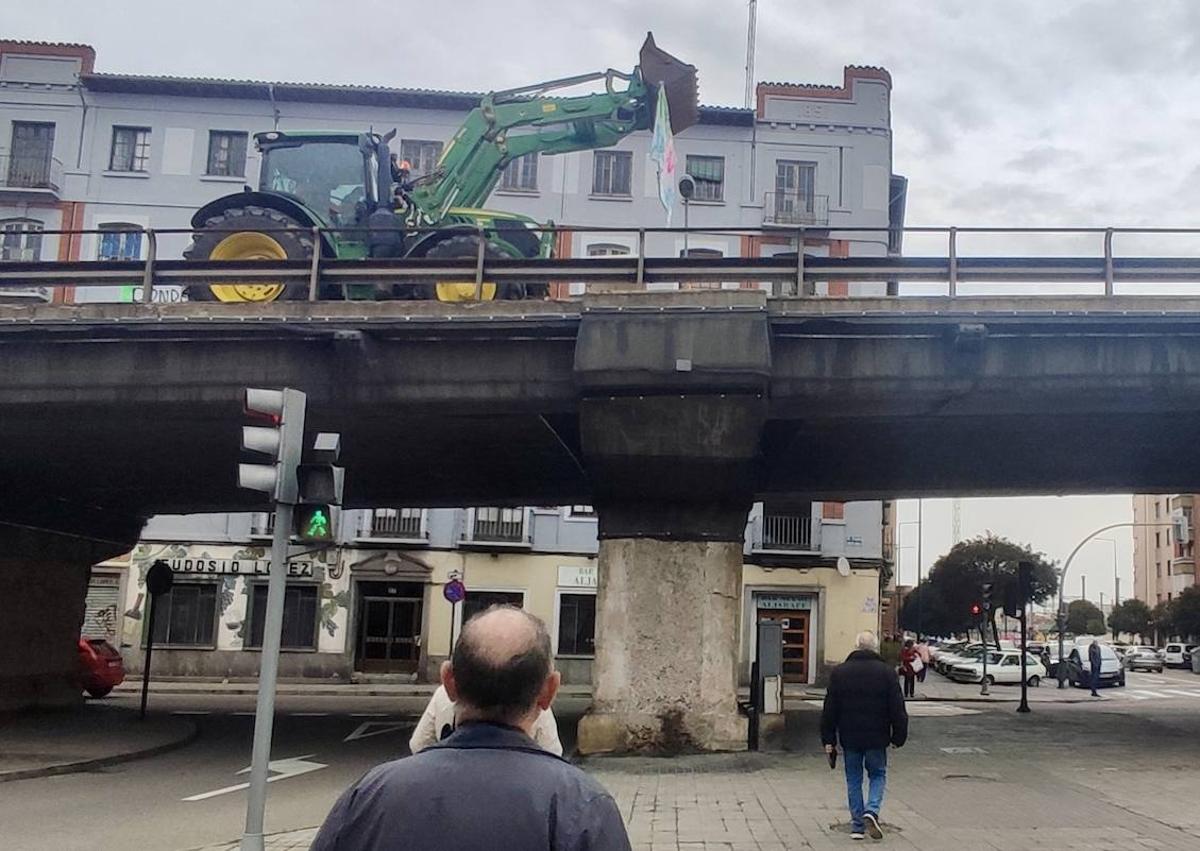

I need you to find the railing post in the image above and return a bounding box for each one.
[1104,227,1115,296]
[308,226,322,301]
[948,226,958,297]
[474,226,486,301]
[796,226,807,296]
[636,228,646,289]
[140,228,157,304]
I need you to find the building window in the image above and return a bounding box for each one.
[822,501,846,520]
[246,584,319,650]
[773,160,817,221]
[1156,532,1162,549]
[500,153,538,191]
[369,508,424,538]
[679,247,724,290]
[587,243,630,257]
[557,593,596,656]
[568,505,596,518]
[0,219,43,261]
[1168,563,1174,576]
[97,223,143,260]
[462,590,524,624]
[206,130,248,177]
[685,155,724,202]
[1156,562,1162,578]
[1155,502,1162,519]
[110,126,151,172]
[592,150,632,196]
[400,140,443,179]
[148,583,217,647]
[472,508,525,542]
[1168,592,1173,601]
[7,121,55,188]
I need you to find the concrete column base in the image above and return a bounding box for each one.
[0,557,90,712]
[578,538,747,754]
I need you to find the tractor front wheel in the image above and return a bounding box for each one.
[184,207,315,303]
[409,234,528,302]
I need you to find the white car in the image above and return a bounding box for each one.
[1123,646,1164,673]
[947,651,1047,686]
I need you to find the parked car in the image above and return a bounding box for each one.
[1162,643,1198,668]
[77,637,125,698]
[947,651,1046,686]
[1123,646,1164,673]
[935,643,983,674]
[1064,643,1125,689]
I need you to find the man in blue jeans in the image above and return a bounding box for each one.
[821,631,909,841]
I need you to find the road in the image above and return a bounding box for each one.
[4,675,1200,850]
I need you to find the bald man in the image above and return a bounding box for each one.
[312,605,630,851]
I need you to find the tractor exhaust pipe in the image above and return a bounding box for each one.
[638,32,699,134]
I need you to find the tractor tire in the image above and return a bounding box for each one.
[409,234,529,302]
[183,206,315,303]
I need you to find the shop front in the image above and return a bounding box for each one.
[345,550,432,680]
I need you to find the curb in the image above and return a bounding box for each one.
[0,717,200,783]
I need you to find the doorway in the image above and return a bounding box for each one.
[757,608,811,683]
[354,581,424,674]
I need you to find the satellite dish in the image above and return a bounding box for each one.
[837,556,852,577]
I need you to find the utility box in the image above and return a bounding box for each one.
[757,620,784,715]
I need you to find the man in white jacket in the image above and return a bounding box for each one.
[409,683,563,756]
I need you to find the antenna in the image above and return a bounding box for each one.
[744,0,758,109]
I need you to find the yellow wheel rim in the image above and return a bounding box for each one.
[207,232,289,303]
[435,280,498,302]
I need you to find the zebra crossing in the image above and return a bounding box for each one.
[1115,673,1200,702]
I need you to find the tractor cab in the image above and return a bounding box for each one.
[255,130,384,235]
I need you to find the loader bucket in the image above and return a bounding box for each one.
[638,32,699,134]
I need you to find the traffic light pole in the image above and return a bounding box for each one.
[1017,600,1030,713]
[241,499,294,851]
[980,609,990,696]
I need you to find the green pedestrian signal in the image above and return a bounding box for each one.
[295,504,335,542]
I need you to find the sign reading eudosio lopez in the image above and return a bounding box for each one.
[168,557,314,578]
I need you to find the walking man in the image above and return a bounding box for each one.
[821,630,909,841]
[312,606,630,850]
[1089,638,1103,697]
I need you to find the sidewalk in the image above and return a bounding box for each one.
[113,679,594,698]
[0,703,197,782]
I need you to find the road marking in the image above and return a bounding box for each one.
[1134,677,1171,685]
[1127,690,1167,700]
[292,712,330,717]
[182,755,327,802]
[906,703,982,717]
[344,720,411,742]
[233,711,256,716]
[940,746,987,754]
[171,710,211,715]
[1162,689,1200,698]
[350,713,388,717]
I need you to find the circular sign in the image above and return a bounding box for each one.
[146,559,175,596]
[443,578,466,604]
[836,556,852,577]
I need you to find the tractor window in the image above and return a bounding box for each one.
[260,142,367,230]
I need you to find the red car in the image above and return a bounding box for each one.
[78,637,126,698]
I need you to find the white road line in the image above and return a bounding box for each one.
[349,712,388,717]
[291,712,330,717]
[1162,689,1200,698]
[1127,690,1167,700]
[233,711,256,716]
[171,710,211,715]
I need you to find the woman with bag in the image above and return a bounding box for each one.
[899,639,919,698]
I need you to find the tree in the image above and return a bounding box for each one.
[1152,600,1175,644]
[1067,599,1106,635]
[920,534,1059,646]
[1108,599,1152,641]
[1172,587,1200,641]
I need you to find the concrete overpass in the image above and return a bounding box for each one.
[6,291,1200,751]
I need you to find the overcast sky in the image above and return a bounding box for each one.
[14,0,1191,597]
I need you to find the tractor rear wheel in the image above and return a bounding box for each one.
[183,206,315,303]
[409,234,529,302]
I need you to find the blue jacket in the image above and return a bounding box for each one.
[311,721,631,851]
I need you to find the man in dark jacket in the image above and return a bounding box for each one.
[1088,639,1103,697]
[312,605,631,851]
[820,630,909,841]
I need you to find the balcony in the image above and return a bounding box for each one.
[250,512,275,538]
[1173,555,1195,576]
[463,507,530,548]
[360,508,426,542]
[754,513,816,553]
[1,153,63,195]
[763,192,829,227]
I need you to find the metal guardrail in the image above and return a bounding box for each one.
[763,192,829,227]
[6,225,1200,302]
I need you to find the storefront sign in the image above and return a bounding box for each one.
[757,594,813,611]
[168,557,314,578]
[558,565,598,588]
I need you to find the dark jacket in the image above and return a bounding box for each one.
[820,649,909,751]
[1088,642,1102,671]
[311,721,631,851]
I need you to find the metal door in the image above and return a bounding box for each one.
[356,595,423,673]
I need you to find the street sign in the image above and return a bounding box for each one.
[443,578,466,604]
[146,559,174,596]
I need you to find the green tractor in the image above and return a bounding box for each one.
[184,34,698,303]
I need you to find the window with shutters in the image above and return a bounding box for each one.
[400,140,443,178]
[685,155,724,202]
[0,219,43,261]
[500,152,538,191]
[110,126,151,172]
[206,130,248,177]
[822,501,846,520]
[97,223,143,260]
[246,584,319,650]
[557,593,596,656]
[148,583,218,647]
[592,150,632,196]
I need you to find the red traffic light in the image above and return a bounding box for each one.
[970,603,982,616]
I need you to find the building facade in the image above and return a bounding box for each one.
[5,40,902,685]
[1132,494,1195,606]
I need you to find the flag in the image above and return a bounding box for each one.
[648,87,677,224]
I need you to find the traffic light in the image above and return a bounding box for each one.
[1017,561,1033,604]
[981,582,994,612]
[238,388,306,503]
[1002,585,1021,618]
[295,432,344,543]
[970,602,982,617]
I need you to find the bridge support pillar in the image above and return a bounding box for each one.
[573,292,770,754]
[0,522,137,712]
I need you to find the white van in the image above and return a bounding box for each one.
[1162,643,1198,668]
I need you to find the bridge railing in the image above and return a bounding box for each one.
[7,224,1200,304]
